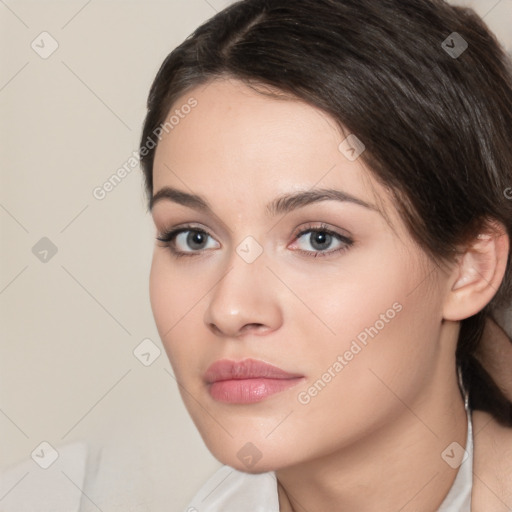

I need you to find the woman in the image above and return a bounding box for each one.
[139,0,512,510]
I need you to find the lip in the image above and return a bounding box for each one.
[204,358,304,404]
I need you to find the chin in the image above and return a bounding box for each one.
[206,440,287,474]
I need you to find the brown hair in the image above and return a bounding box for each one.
[140,0,512,425]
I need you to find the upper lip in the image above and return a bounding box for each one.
[204,358,303,383]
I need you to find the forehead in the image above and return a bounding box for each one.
[151,77,393,223]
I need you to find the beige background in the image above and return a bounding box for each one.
[1,1,511,511]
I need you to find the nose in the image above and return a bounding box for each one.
[203,249,283,339]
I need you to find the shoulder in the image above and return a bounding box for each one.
[183,464,280,512]
[471,409,512,511]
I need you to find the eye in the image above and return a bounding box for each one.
[156,222,353,259]
[156,225,220,257]
[290,223,353,257]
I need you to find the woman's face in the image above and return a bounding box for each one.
[149,77,453,472]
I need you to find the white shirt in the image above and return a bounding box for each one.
[184,407,473,512]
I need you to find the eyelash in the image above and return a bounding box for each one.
[156,223,354,259]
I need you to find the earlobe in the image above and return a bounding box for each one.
[443,222,509,321]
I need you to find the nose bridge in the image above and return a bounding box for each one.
[204,239,282,337]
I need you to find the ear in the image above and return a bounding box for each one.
[443,220,510,321]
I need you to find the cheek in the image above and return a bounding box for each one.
[149,253,197,363]
[282,247,405,353]
[293,248,442,399]
[296,273,442,427]
[149,253,172,335]
[149,252,205,323]
[286,303,438,461]
[149,251,222,386]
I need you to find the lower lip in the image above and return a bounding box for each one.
[208,378,304,404]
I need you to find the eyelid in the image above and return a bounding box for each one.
[157,222,211,238]
[152,209,231,240]
[291,221,352,241]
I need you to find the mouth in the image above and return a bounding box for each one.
[204,358,305,404]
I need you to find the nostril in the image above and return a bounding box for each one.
[208,323,223,336]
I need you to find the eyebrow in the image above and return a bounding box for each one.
[149,186,378,216]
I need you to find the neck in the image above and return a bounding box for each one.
[276,330,468,512]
